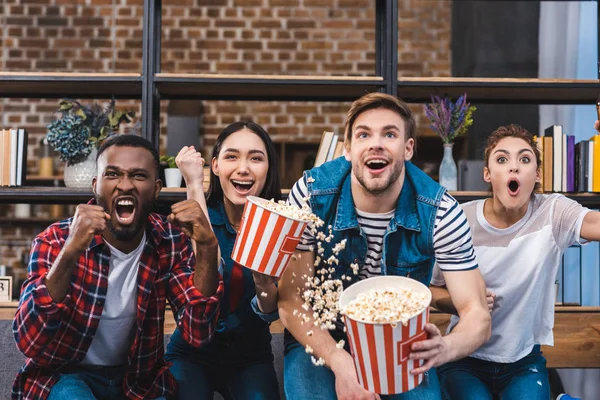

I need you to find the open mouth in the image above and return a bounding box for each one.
[365,159,389,173]
[507,178,520,196]
[114,197,136,224]
[231,179,255,194]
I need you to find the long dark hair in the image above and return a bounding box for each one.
[206,121,282,207]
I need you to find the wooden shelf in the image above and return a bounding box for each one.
[398,77,600,104]
[155,73,385,101]
[0,188,596,206]
[0,187,188,204]
[0,217,61,226]
[0,72,142,99]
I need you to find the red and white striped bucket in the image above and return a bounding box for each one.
[339,276,432,395]
[231,196,309,277]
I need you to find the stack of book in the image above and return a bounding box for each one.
[0,128,28,187]
[537,125,598,193]
[314,131,344,167]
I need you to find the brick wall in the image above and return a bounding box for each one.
[0,0,451,282]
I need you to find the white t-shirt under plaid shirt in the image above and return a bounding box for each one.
[288,176,478,278]
[431,194,590,363]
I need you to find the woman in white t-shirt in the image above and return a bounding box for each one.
[432,124,600,400]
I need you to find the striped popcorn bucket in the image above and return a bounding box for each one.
[231,196,309,277]
[339,276,432,395]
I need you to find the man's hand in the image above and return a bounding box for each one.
[168,199,216,246]
[332,351,381,400]
[176,146,205,186]
[486,289,496,313]
[47,204,109,302]
[409,323,453,375]
[66,204,110,253]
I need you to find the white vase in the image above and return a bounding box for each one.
[439,143,457,191]
[164,168,182,188]
[64,148,97,189]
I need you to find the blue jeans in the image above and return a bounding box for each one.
[283,340,441,400]
[47,364,166,400]
[165,327,280,400]
[437,345,550,400]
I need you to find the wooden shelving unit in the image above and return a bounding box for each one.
[0,72,142,99]
[0,1,599,376]
[398,77,600,104]
[155,73,385,101]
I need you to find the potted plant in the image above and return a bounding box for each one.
[424,93,476,191]
[45,98,136,188]
[160,155,182,188]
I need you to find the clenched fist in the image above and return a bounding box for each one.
[168,199,216,246]
[176,146,205,186]
[66,204,111,253]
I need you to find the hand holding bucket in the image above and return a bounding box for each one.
[339,276,432,395]
[231,196,310,277]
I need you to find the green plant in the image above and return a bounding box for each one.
[160,155,177,169]
[46,97,136,164]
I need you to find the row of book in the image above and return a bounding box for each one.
[0,129,28,187]
[314,131,344,167]
[538,125,599,193]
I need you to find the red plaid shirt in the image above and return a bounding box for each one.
[12,211,223,400]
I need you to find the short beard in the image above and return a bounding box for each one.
[354,161,403,195]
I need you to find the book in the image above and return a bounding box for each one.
[0,130,4,186]
[575,141,588,192]
[16,129,28,186]
[589,135,600,192]
[566,135,575,192]
[9,129,17,187]
[333,140,345,159]
[544,125,563,192]
[588,139,595,193]
[542,136,553,193]
[2,130,11,186]
[534,136,544,191]
[314,131,335,167]
[326,133,339,163]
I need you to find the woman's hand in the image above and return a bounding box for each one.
[252,271,279,314]
[176,146,205,186]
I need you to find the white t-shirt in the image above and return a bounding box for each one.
[289,176,478,275]
[83,234,145,366]
[431,194,589,363]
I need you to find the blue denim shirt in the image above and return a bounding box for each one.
[304,157,446,287]
[205,201,279,332]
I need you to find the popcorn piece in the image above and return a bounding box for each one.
[260,292,268,298]
[307,177,316,183]
[341,287,429,325]
[336,340,345,349]
[311,356,325,367]
[307,330,313,336]
[305,345,314,354]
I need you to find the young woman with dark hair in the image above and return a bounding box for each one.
[165,121,282,400]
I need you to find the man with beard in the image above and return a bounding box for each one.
[12,135,223,400]
[279,93,491,400]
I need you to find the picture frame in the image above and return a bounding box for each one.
[0,276,12,302]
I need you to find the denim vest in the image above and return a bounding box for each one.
[206,201,269,333]
[304,157,446,286]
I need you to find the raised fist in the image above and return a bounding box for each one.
[66,204,110,252]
